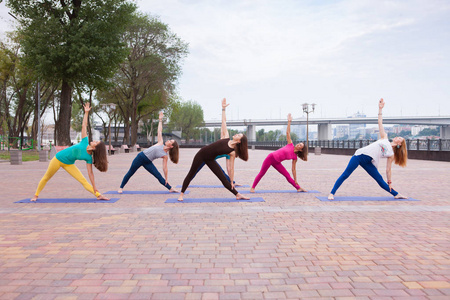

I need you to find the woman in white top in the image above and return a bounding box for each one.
[118,112,179,193]
[328,99,408,200]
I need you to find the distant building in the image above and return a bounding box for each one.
[348,111,366,139]
[334,125,349,139]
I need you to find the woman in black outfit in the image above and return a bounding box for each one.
[178,98,249,201]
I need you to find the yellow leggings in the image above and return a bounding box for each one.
[35,157,101,197]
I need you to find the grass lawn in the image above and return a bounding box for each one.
[0,150,41,162]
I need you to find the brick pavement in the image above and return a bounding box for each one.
[0,148,449,299]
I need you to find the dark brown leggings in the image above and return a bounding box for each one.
[181,154,238,195]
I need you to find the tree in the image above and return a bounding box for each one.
[6,0,136,145]
[168,100,204,142]
[0,34,54,149]
[256,128,265,141]
[101,13,188,146]
[418,127,439,137]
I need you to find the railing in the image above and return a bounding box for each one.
[182,139,450,151]
[307,139,450,151]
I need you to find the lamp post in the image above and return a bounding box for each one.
[101,103,116,156]
[302,103,316,151]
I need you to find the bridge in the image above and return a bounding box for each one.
[203,116,450,141]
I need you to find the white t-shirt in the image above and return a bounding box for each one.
[354,139,394,168]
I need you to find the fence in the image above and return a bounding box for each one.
[181,139,450,151]
[0,136,37,151]
[307,139,450,151]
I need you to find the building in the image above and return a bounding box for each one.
[348,111,366,139]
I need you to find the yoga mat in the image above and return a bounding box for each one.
[15,198,120,203]
[240,190,320,194]
[165,197,265,203]
[316,196,419,202]
[175,184,250,188]
[105,190,189,195]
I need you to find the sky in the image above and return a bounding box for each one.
[1,0,449,122]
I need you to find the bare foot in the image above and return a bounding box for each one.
[30,195,38,202]
[97,194,110,201]
[327,194,334,200]
[394,193,408,199]
[236,193,250,200]
[250,188,255,193]
[297,188,307,192]
[169,188,179,193]
[234,182,242,187]
[178,193,184,201]
[117,188,123,194]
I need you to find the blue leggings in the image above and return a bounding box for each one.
[120,152,171,190]
[330,154,398,196]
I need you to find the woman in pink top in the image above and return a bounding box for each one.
[251,113,308,193]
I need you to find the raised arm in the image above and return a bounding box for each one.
[157,111,164,145]
[378,98,388,139]
[221,98,230,139]
[286,113,293,144]
[81,103,91,139]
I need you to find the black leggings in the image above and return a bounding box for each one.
[181,154,238,195]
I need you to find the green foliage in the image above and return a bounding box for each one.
[418,127,439,137]
[7,0,137,88]
[99,12,188,144]
[168,100,204,142]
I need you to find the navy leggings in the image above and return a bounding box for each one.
[120,152,171,190]
[330,154,398,196]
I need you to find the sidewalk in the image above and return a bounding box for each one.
[0,148,449,299]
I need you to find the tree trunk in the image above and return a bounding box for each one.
[123,123,130,145]
[130,91,138,146]
[31,84,39,147]
[55,80,72,146]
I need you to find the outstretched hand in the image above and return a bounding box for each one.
[379,98,385,109]
[222,98,230,109]
[159,111,164,121]
[83,103,91,113]
[287,113,293,122]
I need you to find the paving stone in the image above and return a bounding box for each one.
[0,149,449,299]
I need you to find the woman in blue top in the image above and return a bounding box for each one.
[117,112,179,194]
[31,103,109,201]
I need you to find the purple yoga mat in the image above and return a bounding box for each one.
[316,196,419,201]
[105,190,189,195]
[165,197,265,203]
[15,198,120,203]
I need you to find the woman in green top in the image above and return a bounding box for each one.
[31,103,109,201]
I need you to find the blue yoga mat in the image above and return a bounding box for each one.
[15,198,120,203]
[105,190,189,195]
[240,190,320,194]
[316,196,419,202]
[165,197,265,203]
[175,184,250,188]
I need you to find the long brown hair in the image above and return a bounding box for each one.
[393,139,407,167]
[296,146,308,161]
[234,134,248,161]
[92,141,108,172]
[169,140,179,163]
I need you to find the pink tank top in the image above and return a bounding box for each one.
[272,143,298,162]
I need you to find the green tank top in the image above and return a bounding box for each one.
[55,137,93,165]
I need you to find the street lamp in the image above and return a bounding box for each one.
[101,103,116,156]
[302,103,316,151]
